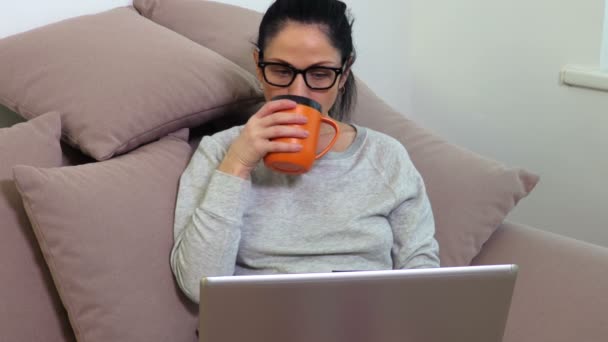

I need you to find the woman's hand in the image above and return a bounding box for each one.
[219,99,309,178]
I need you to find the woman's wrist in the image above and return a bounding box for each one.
[218,152,255,179]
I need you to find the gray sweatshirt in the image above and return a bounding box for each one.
[171,124,440,303]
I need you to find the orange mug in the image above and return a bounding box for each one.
[264,95,340,174]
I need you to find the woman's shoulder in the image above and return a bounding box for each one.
[356,125,424,194]
[354,124,420,179]
[356,125,411,161]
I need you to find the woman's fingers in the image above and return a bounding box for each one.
[262,125,309,140]
[223,98,310,173]
[267,141,304,153]
[255,99,298,118]
[259,111,308,127]
[251,107,309,141]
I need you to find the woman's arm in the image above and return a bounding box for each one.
[171,100,308,303]
[171,133,251,303]
[389,159,440,269]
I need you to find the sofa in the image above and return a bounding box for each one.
[0,1,606,342]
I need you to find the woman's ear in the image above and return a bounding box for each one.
[340,70,350,88]
[253,49,264,84]
[339,55,354,89]
[339,67,351,89]
[253,48,260,64]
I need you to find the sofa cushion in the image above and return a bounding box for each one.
[0,6,262,161]
[472,221,608,342]
[136,0,540,266]
[135,0,262,76]
[0,113,75,342]
[13,130,198,342]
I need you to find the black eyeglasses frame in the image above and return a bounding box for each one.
[257,61,345,90]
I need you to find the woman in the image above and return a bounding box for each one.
[171,0,439,303]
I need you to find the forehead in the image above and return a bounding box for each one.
[263,21,341,66]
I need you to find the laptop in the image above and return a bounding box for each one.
[198,264,518,342]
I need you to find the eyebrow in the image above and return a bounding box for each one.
[265,58,341,68]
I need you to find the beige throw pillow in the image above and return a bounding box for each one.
[13,130,198,342]
[0,6,262,161]
[0,113,75,342]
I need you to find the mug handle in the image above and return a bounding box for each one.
[315,117,341,159]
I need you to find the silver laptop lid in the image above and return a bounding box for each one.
[199,265,518,342]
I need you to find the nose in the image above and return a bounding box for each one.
[288,73,310,97]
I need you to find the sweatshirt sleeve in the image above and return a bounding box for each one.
[388,151,440,269]
[170,129,251,303]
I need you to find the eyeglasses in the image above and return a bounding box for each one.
[257,62,344,90]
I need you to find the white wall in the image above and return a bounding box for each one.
[403,0,608,246]
[0,0,132,39]
[1,0,606,246]
[603,0,608,70]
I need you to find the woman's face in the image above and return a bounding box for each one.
[254,21,347,116]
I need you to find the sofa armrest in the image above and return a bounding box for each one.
[471,221,608,342]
